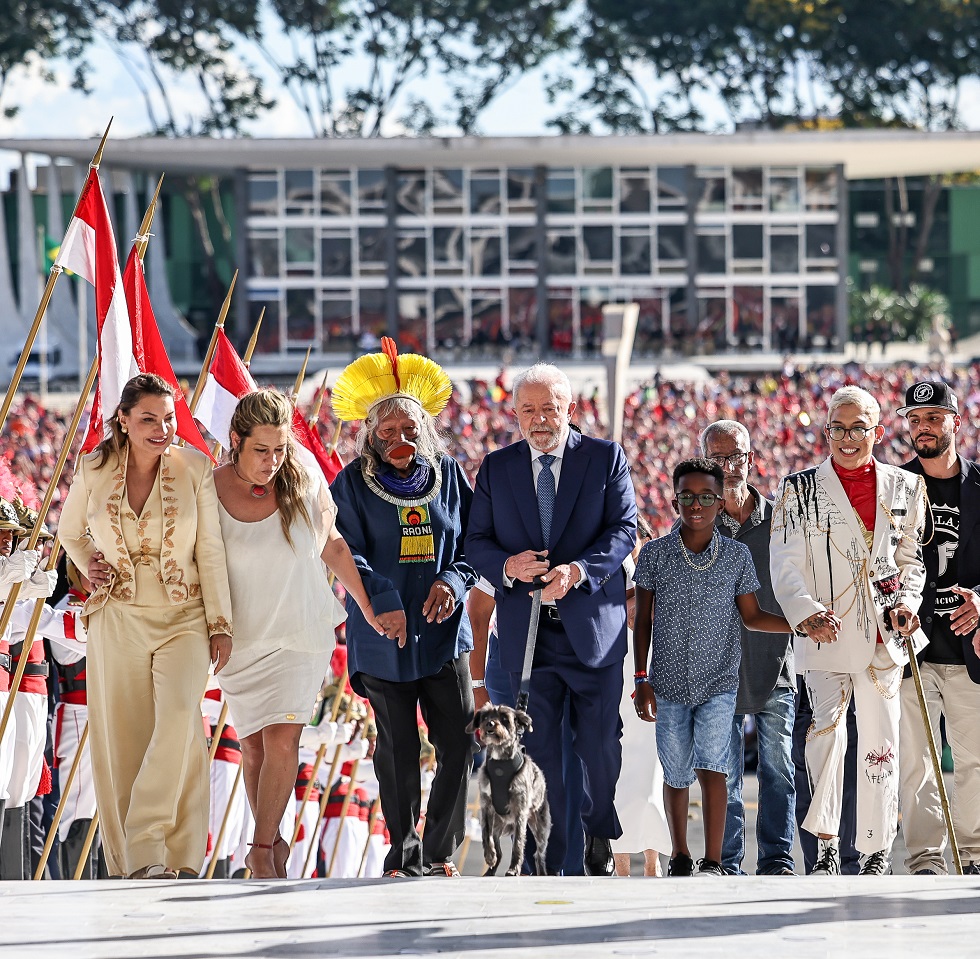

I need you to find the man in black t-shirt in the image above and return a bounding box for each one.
[899,381,980,875]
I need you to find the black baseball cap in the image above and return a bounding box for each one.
[896,381,959,416]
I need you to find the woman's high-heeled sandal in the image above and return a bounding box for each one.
[273,835,290,879]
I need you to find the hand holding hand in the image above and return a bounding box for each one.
[210,633,232,674]
[540,563,580,603]
[376,610,408,647]
[422,580,456,624]
[950,587,980,637]
[504,550,550,584]
[800,610,841,644]
[358,601,385,635]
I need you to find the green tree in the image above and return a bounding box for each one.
[261,0,574,136]
[0,1,94,120]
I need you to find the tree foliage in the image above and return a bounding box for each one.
[0,1,94,119]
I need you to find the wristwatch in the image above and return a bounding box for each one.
[471,679,486,689]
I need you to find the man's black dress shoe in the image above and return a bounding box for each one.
[584,835,614,876]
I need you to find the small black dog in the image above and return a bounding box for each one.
[467,704,551,876]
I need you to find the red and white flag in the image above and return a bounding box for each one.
[194,328,257,452]
[121,246,213,458]
[54,168,135,452]
[195,330,343,483]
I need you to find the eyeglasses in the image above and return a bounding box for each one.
[826,425,878,441]
[707,452,748,470]
[675,492,722,507]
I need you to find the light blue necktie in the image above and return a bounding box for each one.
[537,454,556,546]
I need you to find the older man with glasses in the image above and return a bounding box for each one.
[770,386,928,876]
[699,420,797,876]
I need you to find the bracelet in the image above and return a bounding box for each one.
[633,675,650,686]
[471,679,486,689]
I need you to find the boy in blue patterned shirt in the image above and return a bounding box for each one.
[632,458,791,877]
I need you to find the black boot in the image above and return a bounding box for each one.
[60,818,98,880]
[1,805,26,880]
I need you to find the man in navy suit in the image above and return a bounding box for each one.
[466,363,637,875]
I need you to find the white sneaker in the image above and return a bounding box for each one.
[859,850,892,875]
[811,837,841,876]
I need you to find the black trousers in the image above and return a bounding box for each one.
[359,655,474,875]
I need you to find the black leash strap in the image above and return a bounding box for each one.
[516,569,546,715]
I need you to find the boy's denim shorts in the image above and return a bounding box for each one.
[655,690,737,788]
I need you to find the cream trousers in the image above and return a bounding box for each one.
[803,644,902,855]
[86,600,211,877]
[899,664,980,873]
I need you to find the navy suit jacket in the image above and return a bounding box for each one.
[903,455,980,684]
[466,430,637,672]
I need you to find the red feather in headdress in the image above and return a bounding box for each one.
[381,336,400,391]
[13,475,40,510]
[0,459,18,502]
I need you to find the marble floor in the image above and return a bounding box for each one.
[2,874,979,959]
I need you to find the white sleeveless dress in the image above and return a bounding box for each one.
[217,476,347,739]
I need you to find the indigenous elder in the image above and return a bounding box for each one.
[212,388,381,880]
[466,362,636,876]
[59,373,234,880]
[699,420,797,876]
[898,381,980,875]
[770,385,928,877]
[330,338,477,878]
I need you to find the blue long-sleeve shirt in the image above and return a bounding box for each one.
[331,455,477,684]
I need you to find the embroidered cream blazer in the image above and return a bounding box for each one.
[769,457,927,672]
[59,445,234,638]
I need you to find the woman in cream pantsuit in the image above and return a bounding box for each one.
[59,374,233,880]
[769,386,927,877]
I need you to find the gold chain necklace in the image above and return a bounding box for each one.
[679,530,720,572]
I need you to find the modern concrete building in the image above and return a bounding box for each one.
[2,129,980,376]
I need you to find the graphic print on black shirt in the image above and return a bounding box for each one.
[924,474,964,665]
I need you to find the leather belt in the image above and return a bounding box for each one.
[542,605,561,622]
[21,663,49,678]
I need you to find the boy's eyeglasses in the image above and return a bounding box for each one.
[675,492,722,507]
[826,425,878,441]
[707,452,748,470]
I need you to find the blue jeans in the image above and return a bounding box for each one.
[656,691,736,789]
[723,686,797,875]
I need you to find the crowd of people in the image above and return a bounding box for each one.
[0,352,977,880]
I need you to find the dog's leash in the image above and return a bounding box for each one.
[516,562,546,714]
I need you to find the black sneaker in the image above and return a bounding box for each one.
[964,862,980,875]
[667,852,695,877]
[858,850,892,876]
[696,859,726,877]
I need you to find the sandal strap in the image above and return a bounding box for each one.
[249,842,275,849]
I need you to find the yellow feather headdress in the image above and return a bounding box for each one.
[331,337,452,422]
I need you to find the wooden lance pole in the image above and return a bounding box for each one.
[291,347,312,407]
[186,270,238,416]
[72,812,100,880]
[0,120,112,432]
[357,796,381,877]
[302,695,358,877]
[289,668,348,854]
[204,762,244,879]
[0,353,97,750]
[326,757,361,877]
[33,722,90,880]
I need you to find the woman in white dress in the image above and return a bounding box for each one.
[613,516,671,876]
[213,389,383,879]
